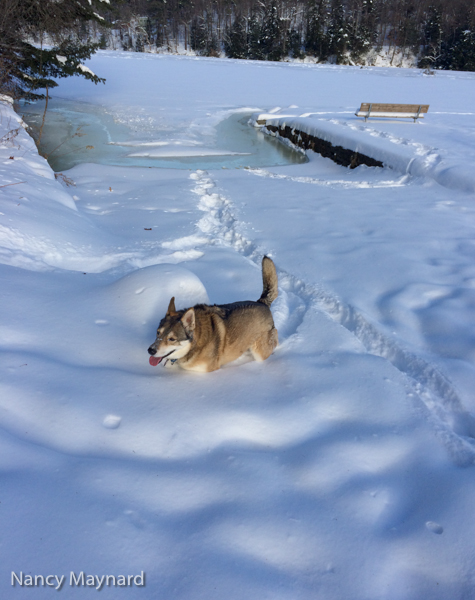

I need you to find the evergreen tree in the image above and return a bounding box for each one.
[0,0,109,101]
[191,13,219,57]
[397,0,421,59]
[135,34,145,52]
[424,5,443,48]
[418,5,443,69]
[305,0,330,60]
[191,17,207,54]
[260,0,284,61]
[326,0,349,63]
[440,28,475,71]
[143,0,168,48]
[224,15,248,59]
[247,12,264,60]
[347,0,376,62]
[99,32,108,50]
[207,34,220,57]
[145,17,154,45]
[287,28,305,59]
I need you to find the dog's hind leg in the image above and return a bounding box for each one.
[250,327,278,362]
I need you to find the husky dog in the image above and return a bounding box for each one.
[148,256,278,372]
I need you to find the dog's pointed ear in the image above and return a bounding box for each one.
[166,297,176,315]
[181,308,195,332]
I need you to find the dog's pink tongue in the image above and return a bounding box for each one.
[149,356,162,367]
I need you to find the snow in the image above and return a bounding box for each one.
[78,64,96,76]
[254,110,475,194]
[2,52,475,599]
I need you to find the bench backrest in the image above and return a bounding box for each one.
[358,103,429,114]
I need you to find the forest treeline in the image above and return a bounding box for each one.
[105,0,475,70]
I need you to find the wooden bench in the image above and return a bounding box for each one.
[355,103,429,122]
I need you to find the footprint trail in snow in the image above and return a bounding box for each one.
[189,169,475,466]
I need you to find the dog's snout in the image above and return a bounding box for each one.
[148,346,156,356]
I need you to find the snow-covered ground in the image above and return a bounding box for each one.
[1,53,475,599]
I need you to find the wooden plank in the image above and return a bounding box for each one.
[355,111,425,118]
[359,103,429,113]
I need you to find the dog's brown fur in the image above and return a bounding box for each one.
[148,256,278,372]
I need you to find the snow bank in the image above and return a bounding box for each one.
[255,111,475,194]
[0,98,77,210]
[0,98,128,272]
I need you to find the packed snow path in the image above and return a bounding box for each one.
[2,54,475,600]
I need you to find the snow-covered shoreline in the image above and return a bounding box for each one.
[2,53,475,599]
[254,110,475,193]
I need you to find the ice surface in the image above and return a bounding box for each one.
[20,100,306,171]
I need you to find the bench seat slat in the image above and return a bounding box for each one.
[355,111,426,118]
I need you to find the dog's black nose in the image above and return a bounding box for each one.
[148,347,156,356]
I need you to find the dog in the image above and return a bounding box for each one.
[147,256,278,372]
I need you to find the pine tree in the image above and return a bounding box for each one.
[143,0,168,48]
[191,12,219,57]
[287,28,305,60]
[305,0,330,60]
[440,28,475,71]
[396,0,421,61]
[347,0,376,62]
[327,0,349,63]
[418,5,446,70]
[260,0,284,61]
[135,34,145,53]
[191,17,207,54]
[224,14,248,59]
[247,12,264,60]
[0,0,109,101]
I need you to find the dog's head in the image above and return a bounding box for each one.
[148,297,195,366]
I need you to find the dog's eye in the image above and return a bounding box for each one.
[168,337,176,342]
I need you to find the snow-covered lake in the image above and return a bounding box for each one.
[1,52,475,599]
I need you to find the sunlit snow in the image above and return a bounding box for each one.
[1,52,475,600]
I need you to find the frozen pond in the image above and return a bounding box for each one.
[20,98,306,171]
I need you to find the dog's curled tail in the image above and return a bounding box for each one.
[258,256,278,307]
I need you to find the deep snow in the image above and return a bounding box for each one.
[1,52,475,599]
